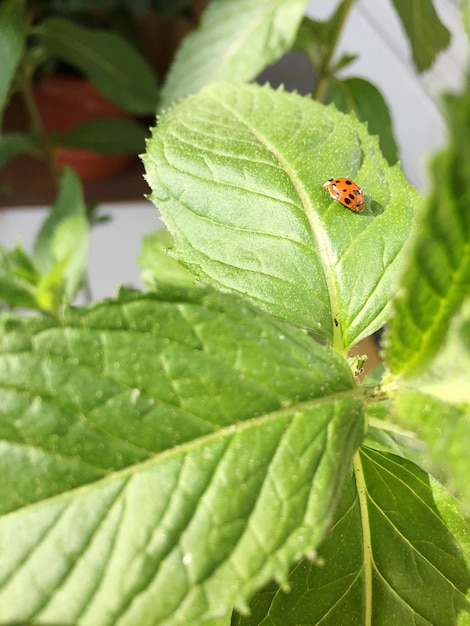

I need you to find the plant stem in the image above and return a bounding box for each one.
[312,0,356,102]
[18,57,59,181]
[352,451,373,626]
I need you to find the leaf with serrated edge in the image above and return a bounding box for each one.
[0,287,365,624]
[159,0,309,111]
[144,82,416,353]
[233,448,470,626]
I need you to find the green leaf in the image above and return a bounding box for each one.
[61,117,147,154]
[0,131,36,167]
[159,0,309,111]
[293,3,354,63]
[404,296,470,408]
[462,0,470,41]
[33,167,89,309]
[143,82,417,352]
[327,77,399,165]
[393,387,470,506]
[234,448,470,625]
[390,0,450,72]
[386,75,470,376]
[35,17,159,115]
[0,287,365,624]
[0,244,40,311]
[139,228,197,288]
[0,0,25,122]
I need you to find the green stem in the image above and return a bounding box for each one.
[312,0,356,102]
[18,57,59,181]
[353,451,373,626]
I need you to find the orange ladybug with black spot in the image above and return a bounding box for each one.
[323,178,364,212]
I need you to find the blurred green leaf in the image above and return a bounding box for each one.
[33,167,89,309]
[0,244,40,310]
[0,131,36,168]
[0,287,364,624]
[159,0,309,111]
[234,448,470,626]
[327,77,399,165]
[144,82,417,352]
[393,388,470,507]
[387,76,470,376]
[462,0,470,40]
[61,117,147,154]
[149,0,190,17]
[35,17,159,114]
[334,52,359,71]
[37,0,122,13]
[294,2,352,65]
[390,0,450,72]
[0,0,25,122]
[406,297,470,408]
[139,228,196,288]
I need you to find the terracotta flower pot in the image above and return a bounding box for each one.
[33,75,133,179]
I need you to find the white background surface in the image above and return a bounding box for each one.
[1,0,468,302]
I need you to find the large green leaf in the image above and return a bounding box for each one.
[327,77,399,165]
[159,0,309,111]
[233,448,470,625]
[0,0,25,122]
[144,82,417,353]
[386,76,470,376]
[390,0,450,72]
[35,17,158,115]
[0,287,365,624]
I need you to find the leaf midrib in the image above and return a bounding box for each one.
[4,388,363,518]
[212,93,339,346]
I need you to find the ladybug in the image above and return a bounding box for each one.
[323,178,364,212]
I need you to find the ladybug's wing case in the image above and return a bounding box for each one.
[323,178,364,212]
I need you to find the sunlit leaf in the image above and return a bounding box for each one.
[0,287,365,624]
[144,82,417,352]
